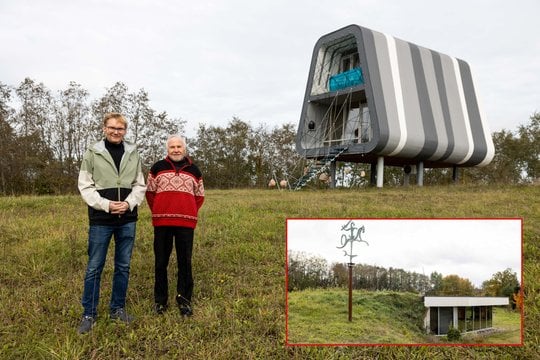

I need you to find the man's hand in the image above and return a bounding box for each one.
[109,201,130,215]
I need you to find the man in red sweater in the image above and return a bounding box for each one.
[145,135,204,316]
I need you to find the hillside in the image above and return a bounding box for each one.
[287,289,520,344]
[0,186,538,359]
[288,290,427,344]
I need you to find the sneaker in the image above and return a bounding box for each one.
[77,315,95,334]
[110,308,134,323]
[154,303,167,315]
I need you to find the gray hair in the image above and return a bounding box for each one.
[166,134,187,150]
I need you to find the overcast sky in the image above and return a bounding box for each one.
[1,0,539,137]
[287,219,522,287]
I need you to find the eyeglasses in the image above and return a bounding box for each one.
[106,126,126,132]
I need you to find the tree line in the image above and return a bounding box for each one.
[288,251,520,306]
[0,78,304,194]
[0,78,538,194]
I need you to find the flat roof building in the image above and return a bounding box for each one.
[424,296,509,335]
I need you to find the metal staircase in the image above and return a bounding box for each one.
[293,146,348,190]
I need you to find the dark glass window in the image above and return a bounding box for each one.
[458,307,466,331]
[430,307,438,334]
[439,307,453,334]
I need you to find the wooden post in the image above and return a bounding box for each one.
[348,262,353,321]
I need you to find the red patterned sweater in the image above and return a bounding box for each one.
[145,156,204,228]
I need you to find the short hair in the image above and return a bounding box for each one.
[166,134,187,150]
[103,112,127,128]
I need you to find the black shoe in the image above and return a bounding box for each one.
[154,303,167,315]
[179,304,193,317]
[77,315,95,334]
[110,308,134,323]
[176,294,192,317]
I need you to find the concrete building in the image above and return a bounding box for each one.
[424,296,509,335]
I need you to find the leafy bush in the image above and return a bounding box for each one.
[446,327,462,342]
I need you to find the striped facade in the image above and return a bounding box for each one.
[296,24,494,168]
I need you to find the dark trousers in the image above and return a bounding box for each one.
[153,226,194,306]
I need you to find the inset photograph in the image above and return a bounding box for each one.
[286,218,522,346]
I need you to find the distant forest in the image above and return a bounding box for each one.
[287,251,521,308]
[0,78,538,194]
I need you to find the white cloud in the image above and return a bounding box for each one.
[1,0,539,136]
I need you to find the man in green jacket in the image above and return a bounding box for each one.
[77,112,146,334]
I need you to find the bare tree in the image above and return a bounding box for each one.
[91,83,185,169]
[0,83,15,194]
[54,81,91,180]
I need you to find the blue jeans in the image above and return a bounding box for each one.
[81,222,136,317]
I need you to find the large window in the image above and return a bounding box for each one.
[466,307,474,331]
[340,52,360,72]
[458,307,466,331]
[439,307,453,335]
[430,307,438,334]
[429,307,454,335]
[430,306,495,335]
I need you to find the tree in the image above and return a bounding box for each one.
[428,271,443,295]
[287,251,330,290]
[12,78,58,193]
[91,82,130,138]
[53,81,91,188]
[438,274,475,296]
[266,123,304,186]
[512,288,523,311]
[0,82,16,194]
[92,83,185,169]
[191,122,232,188]
[517,112,540,182]
[13,78,54,139]
[482,268,520,299]
[330,262,348,287]
[191,118,303,189]
[465,113,540,184]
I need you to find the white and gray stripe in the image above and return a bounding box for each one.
[296,24,494,167]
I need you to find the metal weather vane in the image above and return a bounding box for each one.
[336,220,369,322]
[337,220,369,265]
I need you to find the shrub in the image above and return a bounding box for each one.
[446,327,462,342]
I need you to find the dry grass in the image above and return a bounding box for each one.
[0,185,538,359]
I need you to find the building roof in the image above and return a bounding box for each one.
[424,296,509,307]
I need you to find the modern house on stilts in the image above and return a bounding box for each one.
[295,25,494,189]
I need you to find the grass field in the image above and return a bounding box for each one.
[0,185,539,359]
[287,289,520,345]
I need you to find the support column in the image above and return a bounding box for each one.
[370,163,377,186]
[416,161,424,187]
[453,307,459,331]
[403,165,411,187]
[329,161,336,189]
[452,166,459,184]
[376,156,384,188]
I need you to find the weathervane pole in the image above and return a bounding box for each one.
[348,261,353,321]
[337,220,368,322]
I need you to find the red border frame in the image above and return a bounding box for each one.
[285,217,524,347]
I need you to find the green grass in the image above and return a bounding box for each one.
[288,289,427,344]
[0,185,539,359]
[287,289,520,345]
